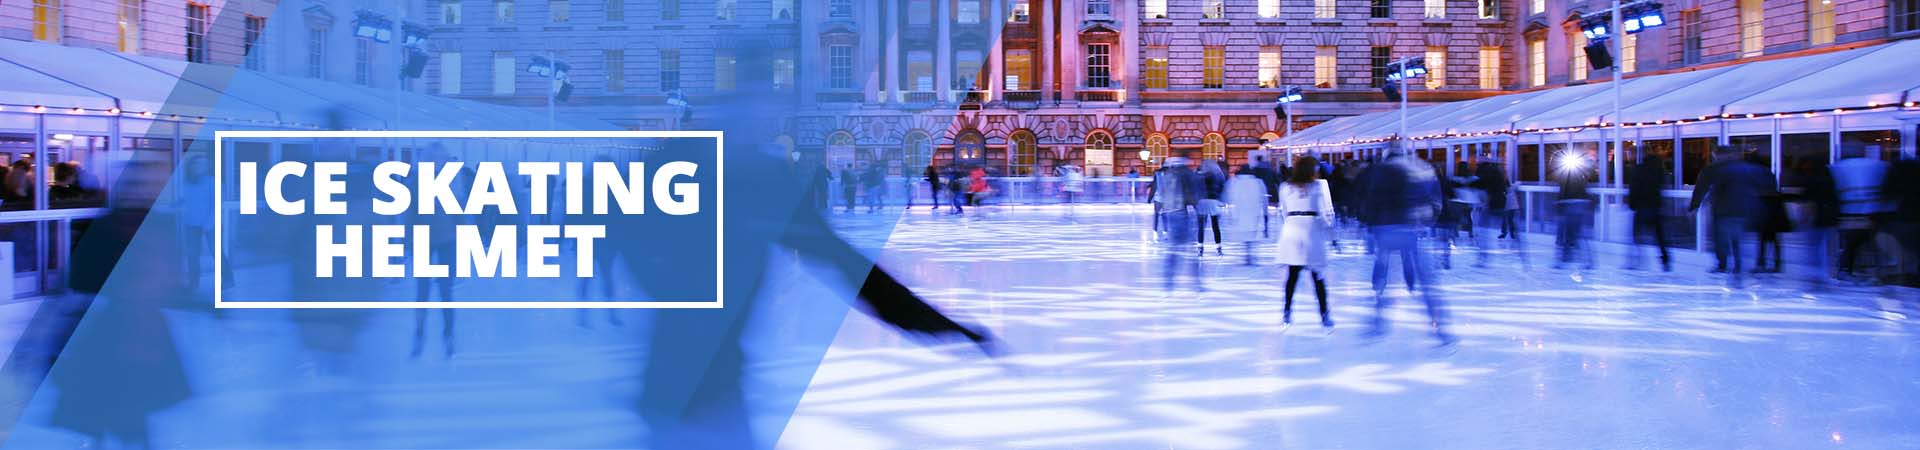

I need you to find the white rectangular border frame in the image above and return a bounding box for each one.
[213,130,725,309]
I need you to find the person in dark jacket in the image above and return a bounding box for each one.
[1554,160,1596,270]
[1792,157,1842,285]
[1470,161,1523,268]
[923,164,941,210]
[1689,145,1774,287]
[1627,155,1673,271]
[1747,152,1790,273]
[839,163,859,213]
[1360,144,1453,346]
[1884,158,1920,285]
[1155,154,1206,291]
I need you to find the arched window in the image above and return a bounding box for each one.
[1082,131,1113,176]
[1086,131,1113,153]
[1010,130,1037,176]
[1259,132,1282,145]
[1147,134,1169,163]
[828,132,855,168]
[1202,133,1226,161]
[902,131,931,176]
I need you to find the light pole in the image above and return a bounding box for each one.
[1580,1,1667,185]
[529,53,572,130]
[1384,56,1429,147]
[1275,86,1304,155]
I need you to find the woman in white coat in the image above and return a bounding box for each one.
[1275,155,1336,328]
[1223,165,1269,265]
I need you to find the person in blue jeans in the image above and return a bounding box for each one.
[1359,145,1454,346]
[1689,145,1774,288]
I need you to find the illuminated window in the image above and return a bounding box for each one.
[1260,0,1281,18]
[772,0,792,20]
[1146,0,1168,19]
[1204,0,1225,19]
[1479,47,1501,89]
[1529,38,1546,87]
[1006,49,1034,90]
[1740,0,1764,57]
[958,0,979,23]
[1479,0,1498,18]
[1259,47,1283,88]
[1011,131,1038,176]
[440,52,464,94]
[1148,135,1170,162]
[495,0,514,22]
[1571,32,1588,81]
[1808,0,1835,45]
[1144,47,1169,89]
[1203,134,1226,161]
[908,50,934,91]
[1531,0,1545,15]
[1315,0,1337,18]
[955,50,984,90]
[119,0,143,52]
[1314,46,1338,88]
[33,0,62,43]
[550,0,569,22]
[1426,0,1446,18]
[1425,47,1446,89]
[1622,34,1638,73]
[493,51,515,94]
[1203,46,1225,89]
[1011,0,1030,22]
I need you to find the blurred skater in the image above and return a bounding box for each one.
[1197,159,1227,255]
[1154,154,1204,292]
[1832,144,1890,281]
[1627,154,1673,272]
[1690,145,1772,288]
[1360,144,1453,345]
[1223,164,1267,265]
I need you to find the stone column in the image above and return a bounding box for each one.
[884,0,901,102]
[863,0,883,103]
[936,0,952,102]
[1038,0,1053,96]
[988,0,1005,100]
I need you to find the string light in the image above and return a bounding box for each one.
[32,106,46,113]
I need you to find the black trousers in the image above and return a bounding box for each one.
[1283,265,1328,318]
[1632,210,1670,267]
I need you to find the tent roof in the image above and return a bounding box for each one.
[1517,66,1731,130]
[0,57,115,111]
[1402,89,1551,138]
[1725,39,1920,115]
[1622,46,1872,123]
[0,38,280,121]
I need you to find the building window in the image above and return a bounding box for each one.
[1088,0,1112,17]
[662,0,680,19]
[244,16,267,70]
[1531,0,1545,15]
[659,49,680,92]
[714,49,736,91]
[1202,47,1226,88]
[1370,46,1392,88]
[1259,0,1282,18]
[830,0,853,18]
[1145,0,1168,19]
[958,0,980,23]
[1148,135,1170,164]
[1808,0,1836,45]
[1204,0,1226,19]
[1622,34,1638,73]
[904,51,937,91]
[1010,131,1038,175]
[550,0,570,22]
[1479,0,1498,19]
[1258,47,1282,88]
[773,0,794,20]
[1006,49,1034,90]
[1143,47,1169,89]
[1425,47,1445,89]
[1314,46,1338,88]
[1479,47,1500,89]
[443,1,464,24]
[1898,0,1920,33]
[1202,134,1226,161]
[829,45,854,89]
[355,38,374,85]
[440,52,463,94]
[496,0,514,23]
[493,51,515,94]
[604,50,624,92]
[118,0,142,52]
[716,0,736,20]
[909,0,931,24]
[1426,0,1446,18]
[1011,0,1030,22]
[1529,38,1546,86]
[1315,0,1337,18]
[1680,10,1703,64]
[308,28,329,79]
[773,55,795,90]
[1372,0,1392,19]
[186,3,210,63]
[1740,0,1764,57]
[33,0,62,43]
[1085,44,1111,88]
[955,50,984,90]
[1571,32,1589,81]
